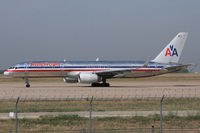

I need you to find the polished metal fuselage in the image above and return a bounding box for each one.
[4,61,179,78]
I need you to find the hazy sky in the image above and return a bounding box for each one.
[0,0,199,72]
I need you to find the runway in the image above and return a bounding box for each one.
[0,74,200,100]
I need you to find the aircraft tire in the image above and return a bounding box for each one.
[26,84,30,88]
[105,83,110,87]
[103,83,110,87]
[91,83,110,87]
[91,83,100,87]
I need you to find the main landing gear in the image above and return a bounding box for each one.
[91,78,110,87]
[24,78,30,88]
[91,83,110,87]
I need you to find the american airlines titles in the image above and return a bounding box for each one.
[30,62,60,67]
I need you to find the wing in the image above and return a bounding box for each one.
[93,64,194,78]
[93,68,134,78]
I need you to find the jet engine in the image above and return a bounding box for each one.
[63,77,78,83]
[78,73,101,83]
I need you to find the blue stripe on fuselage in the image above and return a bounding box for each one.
[16,66,164,69]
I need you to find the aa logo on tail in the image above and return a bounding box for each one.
[165,45,178,56]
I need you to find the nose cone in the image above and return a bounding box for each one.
[4,70,11,76]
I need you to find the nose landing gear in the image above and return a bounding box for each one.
[24,78,30,88]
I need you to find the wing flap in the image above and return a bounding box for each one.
[93,68,133,77]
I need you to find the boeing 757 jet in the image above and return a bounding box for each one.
[4,32,191,87]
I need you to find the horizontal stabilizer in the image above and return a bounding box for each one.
[165,64,194,72]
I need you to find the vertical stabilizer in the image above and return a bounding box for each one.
[152,32,188,64]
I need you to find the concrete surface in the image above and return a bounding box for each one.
[0,77,200,100]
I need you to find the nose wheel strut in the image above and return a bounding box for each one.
[24,78,30,88]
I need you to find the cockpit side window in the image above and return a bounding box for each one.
[9,67,17,69]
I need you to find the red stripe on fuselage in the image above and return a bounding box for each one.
[5,69,108,72]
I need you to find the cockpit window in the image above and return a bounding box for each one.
[9,67,17,69]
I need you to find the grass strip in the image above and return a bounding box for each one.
[0,99,200,113]
[1,114,200,131]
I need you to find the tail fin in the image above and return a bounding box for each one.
[152,32,188,64]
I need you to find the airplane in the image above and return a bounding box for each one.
[4,32,191,87]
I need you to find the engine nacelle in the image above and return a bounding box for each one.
[66,71,80,77]
[79,73,101,83]
[63,77,78,83]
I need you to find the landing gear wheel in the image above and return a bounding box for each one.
[91,83,100,87]
[102,78,110,87]
[91,83,110,87]
[105,83,110,87]
[102,83,110,87]
[26,84,30,88]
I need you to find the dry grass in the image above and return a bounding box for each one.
[1,114,200,132]
[0,99,200,113]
